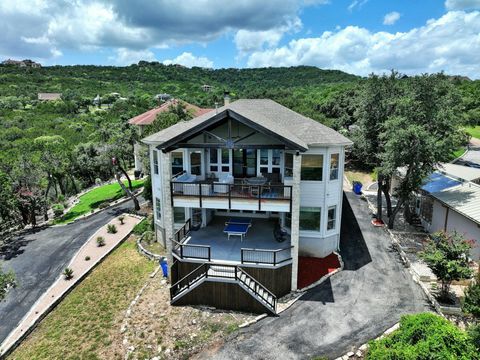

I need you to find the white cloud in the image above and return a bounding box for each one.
[111,48,157,65]
[0,0,323,61]
[383,11,401,25]
[348,0,368,12]
[234,17,302,55]
[246,11,480,79]
[163,52,213,68]
[445,0,480,10]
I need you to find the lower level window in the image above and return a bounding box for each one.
[327,206,336,230]
[174,207,185,223]
[300,207,321,231]
[155,198,161,221]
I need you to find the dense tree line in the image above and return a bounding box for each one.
[0,63,479,229]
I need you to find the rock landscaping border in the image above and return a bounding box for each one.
[136,231,165,261]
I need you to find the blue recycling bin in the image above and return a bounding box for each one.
[353,181,363,195]
[160,259,168,278]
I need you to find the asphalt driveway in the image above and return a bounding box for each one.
[201,190,430,360]
[0,198,141,344]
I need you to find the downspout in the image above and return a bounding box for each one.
[443,206,449,232]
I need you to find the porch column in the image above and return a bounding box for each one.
[290,152,302,291]
[160,150,174,282]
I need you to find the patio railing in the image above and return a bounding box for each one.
[170,181,292,211]
[172,219,211,261]
[240,246,293,266]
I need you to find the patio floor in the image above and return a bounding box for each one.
[185,216,291,263]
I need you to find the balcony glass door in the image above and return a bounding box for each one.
[233,149,257,178]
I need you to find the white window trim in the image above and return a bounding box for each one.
[153,150,159,175]
[329,153,340,181]
[257,149,283,176]
[208,148,231,174]
[154,197,162,223]
[299,206,322,234]
[300,153,325,182]
[326,205,337,232]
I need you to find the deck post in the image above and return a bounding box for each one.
[160,150,175,283]
[290,152,302,291]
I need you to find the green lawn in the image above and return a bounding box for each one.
[9,238,156,360]
[56,179,144,224]
[452,147,467,159]
[465,126,480,140]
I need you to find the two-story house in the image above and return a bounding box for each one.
[142,98,352,314]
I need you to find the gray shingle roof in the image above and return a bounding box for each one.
[142,99,352,149]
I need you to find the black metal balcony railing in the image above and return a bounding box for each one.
[172,219,211,261]
[240,246,293,266]
[170,181,292,211]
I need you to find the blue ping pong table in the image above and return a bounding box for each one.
[223,218,252,241]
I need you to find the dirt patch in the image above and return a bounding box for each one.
[345,170,375,188]
[107,274,256,359]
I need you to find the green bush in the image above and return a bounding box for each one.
[96,236,106,247]
[366,313,479,360]
[63,267,74,280]
[118,215,125,225]
[468,323,480,351]
[52,203,65,218]
[463,270,480,318]
[0,267,16,300]
[84,256,91,261]
[132,216,153,235]
[107,224,117,234]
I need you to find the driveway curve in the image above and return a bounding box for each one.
[0,198,142,344]
[201,190,430,360]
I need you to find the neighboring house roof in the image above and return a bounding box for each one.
[421,172,462,193]
[128,99,212,126]
[432,182,480,225]
[436,163,480,182]
[38,93,62,101]
[142,99,352,150]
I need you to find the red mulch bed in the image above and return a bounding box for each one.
[297,254,341,289]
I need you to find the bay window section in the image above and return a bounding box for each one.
[153,150,159,175]
[329,153,339,180]
[171,152,184,176]
[327,206,336,230]
[301,154,323,181]
[299,207,321,232]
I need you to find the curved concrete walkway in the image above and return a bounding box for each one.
[199,190,430,360]
[0,197,142,344]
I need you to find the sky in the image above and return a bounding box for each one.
[1,0,480,78]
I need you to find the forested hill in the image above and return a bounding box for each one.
[0,63,359,106]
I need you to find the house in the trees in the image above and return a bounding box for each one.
[410,163,480,260]
[142,97,352,314]
[129,99,212,176]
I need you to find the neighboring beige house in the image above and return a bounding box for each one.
[128,99,212,176]
[37,93,62,101]
[142,97,352,314]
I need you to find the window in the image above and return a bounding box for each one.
[284,153,293,177]
[327,206,336,230]
[285,212,292,229]
[300,207,321,231]
[330,153,339,180]
[301,154,323,181]
[171,152,183,176]
[155,197,161,220]
[259,149,282,176]
[190,151,202,175]
[174,207,185,223]
[153,150,159,175]
[209,149,230,173]
[272,149,281,166]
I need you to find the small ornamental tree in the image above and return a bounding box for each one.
[463,269,480,318]
[0,267,16,300]
[420,231,473,301]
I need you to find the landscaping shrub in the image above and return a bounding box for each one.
[52,203,65,218]
[133,216,153,235]
[84,256,91,261]
[63,268,74,280]
[107,224,117,234]
[98,202,110,209]
[366,313,479,360]
[463,269,480,318]
[143,231,154,245]
[468,323,480,351]
[118,215,125,225]
[0,267,16,300]
[420,231,473,301]
[96,236,106,247]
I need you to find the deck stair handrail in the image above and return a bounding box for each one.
[170,263,277,314]
[241,246,293,266]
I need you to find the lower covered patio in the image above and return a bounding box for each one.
[174,216,292,265]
